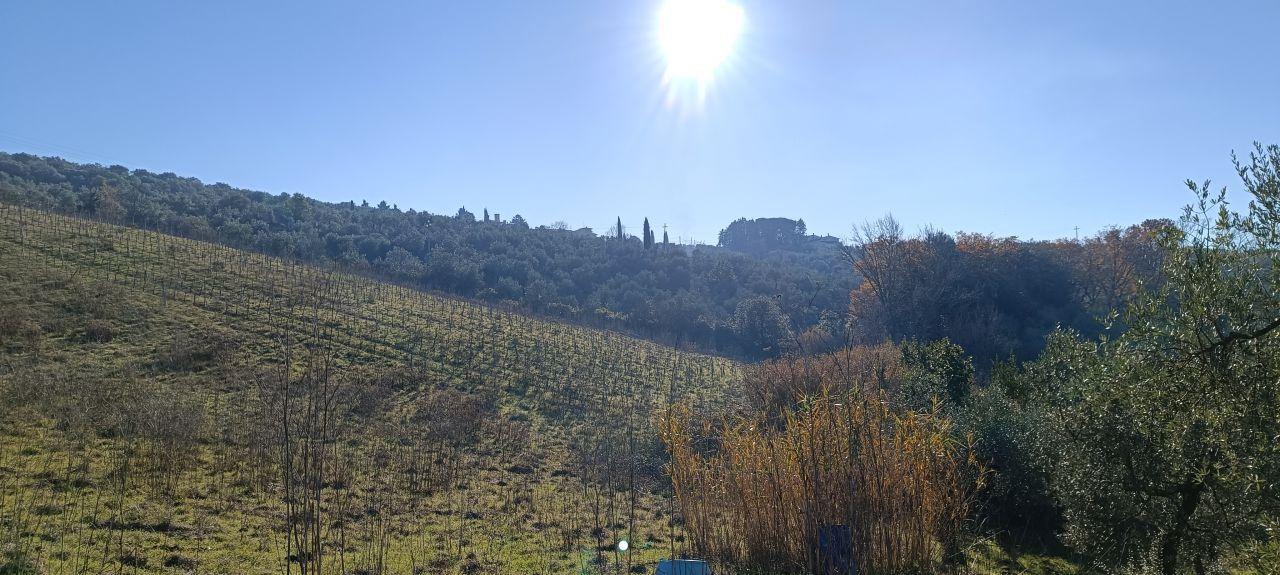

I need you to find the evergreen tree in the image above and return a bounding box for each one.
[643,218,654,249]
[484,208,490,222]
[616,216,624,240]
[1039,144,1280,573]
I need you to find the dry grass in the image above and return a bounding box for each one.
[664,350,984,574]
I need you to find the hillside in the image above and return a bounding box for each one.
[0,152,855,357]
[0,153,1182,368]
[0,204,740,574]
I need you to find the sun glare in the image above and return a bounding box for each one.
[658,0,744,86]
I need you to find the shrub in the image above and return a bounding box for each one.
[743,342,903,419]
[664,386,983,574]
[0,549,38,575]
[411,388,488,447]
[154,330,234,372]
[954,385,1061,544]
[63,277,125,319]
[84,319,118,343]
[0,313,42,351]
[900,338,973,409]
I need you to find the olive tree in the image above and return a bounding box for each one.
[1043,144,1280,574]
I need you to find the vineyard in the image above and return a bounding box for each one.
[0,203,741,574]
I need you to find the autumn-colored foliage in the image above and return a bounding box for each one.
[663,350,983,574]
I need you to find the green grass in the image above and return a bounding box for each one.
[0,204,734,574]
[962,539,1082,575]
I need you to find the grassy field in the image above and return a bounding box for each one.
[0,204,739,574]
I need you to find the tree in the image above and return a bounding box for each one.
[732,296,792,358]
[845,216,906,335]
[900,338,973,409]
[483,208,490,222]
[663,229,669,245]
[615,217,624,240]
[844,215,1090,365]
[1043,144,1280,574]
[378,246,425,281]
[93,182,125,223]
[643,218,653,249]
[456,207,475,222]
[717,217,810,255]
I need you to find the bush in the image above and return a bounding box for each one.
[743,343,903,419]
[411,388,488,447]
[154,330,235,372]
[0,549,38,575]
[900,338,973,410]
[955,385,1061,545]
[84,319,118,343]
[63,277,125,319]
[0,313,42,351]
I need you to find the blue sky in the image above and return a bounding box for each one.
[2,1,1277,243]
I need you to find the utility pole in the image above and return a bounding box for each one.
[1074,226,1080,242]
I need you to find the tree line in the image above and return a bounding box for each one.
[0,152,855,358]
[0,151,1176,364]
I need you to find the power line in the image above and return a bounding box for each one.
[0,129,129,167]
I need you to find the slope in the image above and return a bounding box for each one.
[0,203,740,574]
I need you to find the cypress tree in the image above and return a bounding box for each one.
[643,218,654,249]
[616,217,624,240]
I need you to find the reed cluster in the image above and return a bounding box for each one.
[664,351,983,574]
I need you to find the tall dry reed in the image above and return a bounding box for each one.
[663,349,983,574]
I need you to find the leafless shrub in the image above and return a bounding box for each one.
[61,277,126,319]
[411,388,488,448]
[154,330,236,372]
[125,386,207,492]
[0,313,43,353]
[84,319,118,343]
[743,342,903,419]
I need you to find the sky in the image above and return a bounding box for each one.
[2,1,1278,244]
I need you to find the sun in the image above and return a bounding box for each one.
[657,0,745,85]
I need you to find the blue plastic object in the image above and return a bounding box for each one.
[655,559,713,575]
[817,524,856,575]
